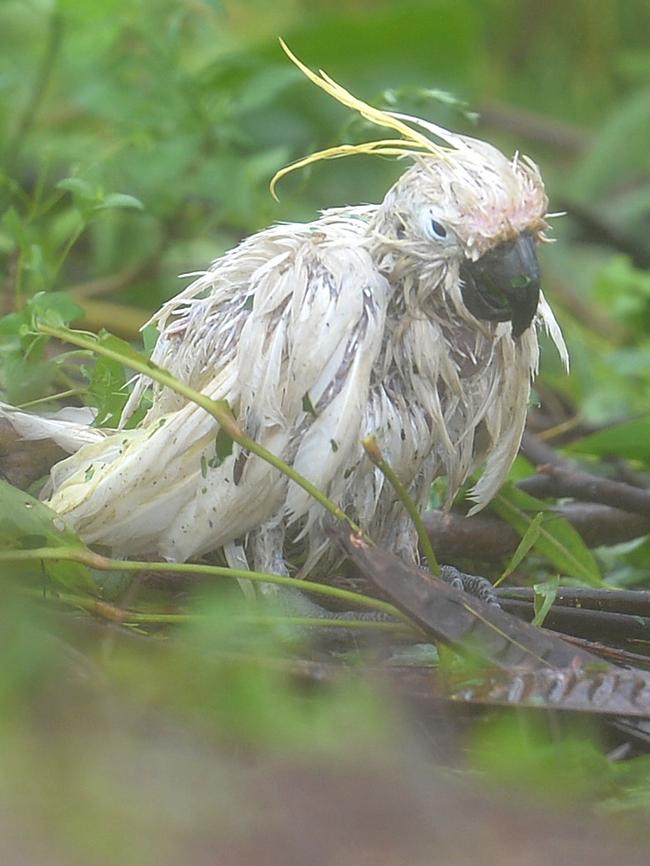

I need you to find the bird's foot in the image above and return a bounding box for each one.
[439,565,499,607]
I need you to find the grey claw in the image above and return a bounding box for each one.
[440,565,500,608]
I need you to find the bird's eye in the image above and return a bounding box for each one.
[429,219,447,239]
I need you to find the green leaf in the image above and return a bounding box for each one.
[0,291,83,336]
[56,177,95,200]
[214,427,234,463]
[94,193,144,211]
[1,205,30,249]
[496,485,552,512]
[0,309,26,337]
[84,353,128,427]
[0,481,95,593]
[568,416,650,463]
[30,291,84,328]
[532,577,560,627]
[302,392,317,417]
[0,293,84,403]
[498,512,544,584]
[141,324,159,356]
[95,330,147,366]
[492,485,603,586]
[380,85,479,123]
[1,356,56,405]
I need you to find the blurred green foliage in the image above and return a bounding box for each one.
[2,0,650,848]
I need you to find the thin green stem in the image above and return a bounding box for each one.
[18,387,84,409]
[53,350,96,363]
[0,546,410,624]
[362,436,440,576]
[26,585,412,633]
[53,222,85,279]
[37,322,362,534]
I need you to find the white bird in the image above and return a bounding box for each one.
[2,44,567,584]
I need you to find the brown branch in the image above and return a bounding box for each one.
[502,599,650,647]
[0,419,68,489]
[478,101,590,154]
[424,504,650,563]
[335,528,597,669]
[520,430,574,468]
[519,463,650,517]
[500,586,650,616]
[607,459,650,490]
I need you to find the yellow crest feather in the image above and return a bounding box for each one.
[270,39,457,199]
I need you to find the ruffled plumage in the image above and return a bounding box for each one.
[0,45,567,577]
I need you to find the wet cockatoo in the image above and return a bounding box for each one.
[2,44,567,581]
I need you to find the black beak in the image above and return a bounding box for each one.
[459,230,541,339]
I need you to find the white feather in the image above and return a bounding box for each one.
[1,136,567,577]
[0,402,101,452]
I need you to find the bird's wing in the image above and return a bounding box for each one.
[120,235,279,423]
[47,226,389,562]
[162,234,389,562]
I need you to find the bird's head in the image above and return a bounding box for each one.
[272,40,554,340]
[372,142,549,338]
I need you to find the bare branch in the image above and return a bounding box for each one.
[520,463,650,517]
[478,101,589,154]
[424,504,650,563]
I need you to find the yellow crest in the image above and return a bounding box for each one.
[270,40,460,199]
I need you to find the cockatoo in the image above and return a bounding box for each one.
[2,44,567,584]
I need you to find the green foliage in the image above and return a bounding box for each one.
[491,485,603,586]
[569,86,650,202]
[168,591,391,751]
[83,351,129,427]
[80,329,149,426]
[470,715,617,805]
[0,479,94,592]
[569,416,650,464]
[0,590,392,866]
[532,577,560,627]
[497,511,544,585]
[0,290,84,403]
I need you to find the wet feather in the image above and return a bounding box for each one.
[0,45,567,577]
